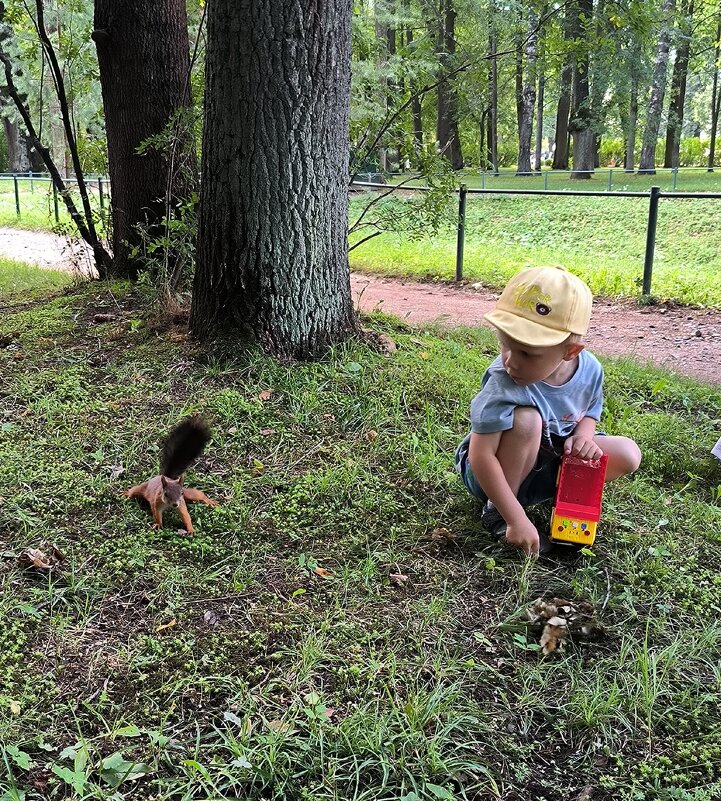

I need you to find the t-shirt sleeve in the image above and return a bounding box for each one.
[470,372,532,434]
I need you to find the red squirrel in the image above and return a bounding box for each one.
[123,415,218,534]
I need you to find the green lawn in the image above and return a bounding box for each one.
[349,191,721,307]
[2,276,721,800]
[0,256,71,298]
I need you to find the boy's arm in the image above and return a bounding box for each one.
[468,432,540,556]
[564,416,603,460]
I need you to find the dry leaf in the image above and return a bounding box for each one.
[18,544,64,570]
[389,573,409,585]
[92,313,117,324]
[259,389,274,401]
[419,351,430,360]
[364,430,378,442]
[540,616,568,656]
[203,610,220,626]
[260,428,276,436]
[430,527,456,541]
[155,618,177,633]
[267,720,297,734]
[321,708,335,719]
[228,426,238,434]
[375,333,397,354]
[9,700,20,716]
[410,338,425,346]
[313,566,334,578]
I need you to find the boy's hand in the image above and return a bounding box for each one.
[564,435,603,462]
[505,517,540,556]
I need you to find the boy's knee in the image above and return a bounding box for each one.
[510,406,543,438]
[615,437,642,476]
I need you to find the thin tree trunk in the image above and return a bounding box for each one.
[625,77,639,172]
[552,62,572,169]
[516,11,537,175]
[639,0,677,173]
[1,116,31,172]
[709,13,721,171]
[375,0,389,171]
[569,0,594,179]
[404,6,424,156]
[190,0,357,357]
[488,6,499,174]
[436,0,463,169]
[94,0,196,279]
[664,0,694,167]
[535,49,545,171]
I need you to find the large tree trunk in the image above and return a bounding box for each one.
[516,11,537,175]
[639,0,677,173]
[535,53,545,171]
[1,116,31,172]
[190,0,357,358]
[93,0,195,279]
[625,77,639,172]
[487,7,499,173]
[708,13,721,171]
[663,0,694,168]
[436,0,463,169]
[552,62,572,169]
[569,0,594,179]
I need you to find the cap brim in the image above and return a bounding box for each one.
[484,309,572,347]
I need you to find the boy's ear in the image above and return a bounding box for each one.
[563,342,585,360]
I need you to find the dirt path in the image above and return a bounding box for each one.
[2,227,719,383]
[351,275,721,384]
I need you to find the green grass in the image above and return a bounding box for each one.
[349,191,721,306]
[2,279,721,800]
[0,178,105,231]
[0,256,72,299]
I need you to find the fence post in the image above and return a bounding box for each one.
[672,167,678,191]
[455,184,467,282]
[543,171,548,191]
[52,182,59,223]
[13,174,20,216]
[642,186,661,296]
[99,176,105,210]
[28,171,33,193]
[481,171,485,190]
[608,169,613,192]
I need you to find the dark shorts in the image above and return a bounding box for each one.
[455,431,565,507]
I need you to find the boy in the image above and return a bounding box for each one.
[456,265,641,556]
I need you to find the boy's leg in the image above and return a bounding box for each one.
[495,406,543,494]
[593,435,641,481]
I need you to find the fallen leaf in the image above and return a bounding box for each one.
[109,465,125,480]
[9,700,20,715]
[259,389,274,401]
[155,618,177,633]
[260,428,276,436]
[267,720,297,734]
[313,566,334,578]
[389,573,409,585]
[430,527,456,541]
[203,610,219,626]
[375,333,397,354]
[419,351,430,360]
[410,338,425,346]
[250,458,264,476]
[18,544,64,570]
[365,430,378,442]
[93,313,117,324]
[228,426,238,434]
[321,708,336,719]
[540,616,568,656]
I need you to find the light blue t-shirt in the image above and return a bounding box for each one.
[469,349,604,446]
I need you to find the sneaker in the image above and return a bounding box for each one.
[480,502,508,540]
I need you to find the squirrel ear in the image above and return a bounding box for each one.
[178,473,184,485]
[161,475,168,488]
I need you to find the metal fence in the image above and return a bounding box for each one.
[0,173,108,222]
[351,178,721,297]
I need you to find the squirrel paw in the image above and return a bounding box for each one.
[206,499,220,507]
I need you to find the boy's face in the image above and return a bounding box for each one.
[497,331,584,386]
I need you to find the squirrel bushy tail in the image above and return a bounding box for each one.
[160,415,212,479]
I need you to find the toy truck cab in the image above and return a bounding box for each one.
[550,454,609,546]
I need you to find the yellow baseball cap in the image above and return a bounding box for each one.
[484,266,593,347]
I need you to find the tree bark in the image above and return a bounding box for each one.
[1,116,31,172]
[552,62,572,170]
[93,0,196,279]
[625,77,639,172]
[436,0,463,169]
[639,0,677,173]
[404,10,424,155]
[487,6,499,173]
[569,0,594,179]
[708,13,721,171]
[535,53,545,171]
[663,0,694,168]
[190,0,357,358]
[516,10,537,175]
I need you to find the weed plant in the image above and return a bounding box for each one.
[1,276,721,800]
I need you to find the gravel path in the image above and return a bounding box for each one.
[2,226,719,383]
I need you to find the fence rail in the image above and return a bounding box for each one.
[351,179,721,298]
[0,173,108,222]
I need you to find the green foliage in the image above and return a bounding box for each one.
[2,279,721,800]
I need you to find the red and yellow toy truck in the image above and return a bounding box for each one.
[550,454,609,546]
